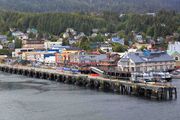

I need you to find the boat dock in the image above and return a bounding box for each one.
[0,64,177,101]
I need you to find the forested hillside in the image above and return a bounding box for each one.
[0,0,179,13]
[0,11,108,35]
[0,11,180,38]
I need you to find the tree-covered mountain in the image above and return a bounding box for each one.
[0,0,179,13]
[0,10,180,39]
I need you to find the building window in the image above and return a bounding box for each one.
[175,57,179,61]
[155,66,157,70]
[131,67,134,72]
[136,67,140,72]
[90,56,96,58]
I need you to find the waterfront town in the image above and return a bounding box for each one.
[0,27,179,100]
[0,1,180,120]
[0,27,179,81]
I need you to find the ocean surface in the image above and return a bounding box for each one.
[0,71,179,120]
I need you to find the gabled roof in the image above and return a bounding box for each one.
[120,51,174,63]
[111,37,124,44]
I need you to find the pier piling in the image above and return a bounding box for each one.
[0,64,177,101]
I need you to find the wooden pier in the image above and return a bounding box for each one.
[0,64,177,101]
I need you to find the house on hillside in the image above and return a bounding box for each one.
[92,29,99,33]
[63,33,70,39]
[100,44,113,53]
[167,42,180,68]
[171,52,180,68]
[69,38,78,45]
[66,28,77,36]
[27,28,38,34]
[133,43,153,50]
[167,42,180,55]
[135,34,144,43]
[111,37,124,45]
[12,31,24,37]
[0,45,3,50]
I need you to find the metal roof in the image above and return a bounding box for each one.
[121,51,174,63]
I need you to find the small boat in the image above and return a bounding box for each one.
[131,71,172,82]
[171,69,180,79]
[150,72,172,82]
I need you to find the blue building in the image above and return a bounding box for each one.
[111,37,124,45]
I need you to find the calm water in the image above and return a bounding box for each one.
[0,71,180,120]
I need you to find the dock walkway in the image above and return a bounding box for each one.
[0,64,177,100]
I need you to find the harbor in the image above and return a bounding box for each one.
[0,69,180,120]
[0,2,180,120]
[0,64,177,101]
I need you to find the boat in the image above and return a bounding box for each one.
[171,69,180,79]
[150,72,172,82]
[131,71,172,82]
[131,72,153,82]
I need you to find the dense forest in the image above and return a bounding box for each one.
[0,10,180,39]
[0,11,107,35]
[0,0,179,13]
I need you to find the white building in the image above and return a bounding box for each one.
[44,41,62,49]
[12,31,25,38]
[0,45,3,49]
[167,42,180,54]
[22,52,44,62]
[128,48,138,53]
[44,56,56,64]
[63,33,70,39]
[135,35,143,43]
[12,48,34,58]
[118,51,175,72]
[20,34,29,41]
[22,51,56,64]
[100,45,113,53]
[66,28,77,35]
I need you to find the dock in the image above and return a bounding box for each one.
[0,64,177,101]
